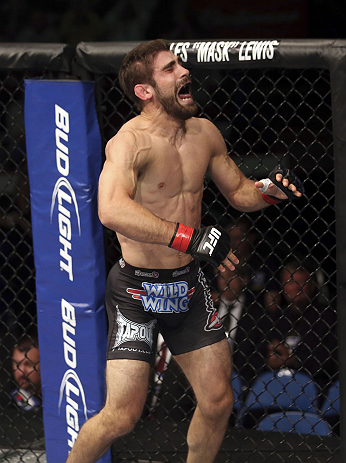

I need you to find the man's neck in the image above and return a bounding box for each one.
[140,107,188,142]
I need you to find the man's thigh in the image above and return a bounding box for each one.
[174,339,232,402]
[105,358,150,413]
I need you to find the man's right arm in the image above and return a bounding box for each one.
[98,131,176,245]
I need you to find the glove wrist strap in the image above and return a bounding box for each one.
[261,193,283,204]
[169,223,194,253]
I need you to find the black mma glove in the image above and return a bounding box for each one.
[168,223,231,267]
[260,165,305,204]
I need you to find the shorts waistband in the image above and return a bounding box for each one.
[118,258,199,280]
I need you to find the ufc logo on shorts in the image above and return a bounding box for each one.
[203,227,221,256]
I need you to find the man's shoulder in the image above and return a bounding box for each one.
[107,119,151,151]
[185,118,223,151]
[187,116,217,132]
[115,117,142,138]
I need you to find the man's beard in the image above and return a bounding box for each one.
[155,87,198,120]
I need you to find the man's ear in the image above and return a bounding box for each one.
[134,84,153,102]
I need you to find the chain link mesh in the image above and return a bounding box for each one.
[0,61,340,462]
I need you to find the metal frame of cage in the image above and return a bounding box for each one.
[0,39,345,462]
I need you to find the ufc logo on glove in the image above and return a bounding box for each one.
[203,228,222,255]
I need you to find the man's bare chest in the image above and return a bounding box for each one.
[137,139,209,197]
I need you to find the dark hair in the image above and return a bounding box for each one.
[14,334,39,353]
[118,39,170,111]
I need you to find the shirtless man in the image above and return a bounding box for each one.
[66,39,303,463]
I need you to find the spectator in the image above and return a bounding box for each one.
[215,261,251,344]
[11,334,41,411]
[215,256,338,395]
[215,262,265,389]
[262,260,338,397]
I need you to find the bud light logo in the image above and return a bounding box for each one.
[50,105,81,282]
[59,298,88,450]
[58,369,88,448]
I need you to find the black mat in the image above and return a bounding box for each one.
[112,419,341,463]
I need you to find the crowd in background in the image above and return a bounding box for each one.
[154,218,338,424]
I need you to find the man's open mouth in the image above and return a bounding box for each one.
[178,82,192,100]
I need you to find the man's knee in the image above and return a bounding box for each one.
[100,403,142,438]
[200,383,234,421]
[217,384,234,418]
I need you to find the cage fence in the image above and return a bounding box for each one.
[0,40,343,463]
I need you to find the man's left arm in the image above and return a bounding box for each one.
[206,121,304,211]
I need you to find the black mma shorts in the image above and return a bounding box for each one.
[106,258,226,363]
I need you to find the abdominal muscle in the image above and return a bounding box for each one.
[118,191,202,270]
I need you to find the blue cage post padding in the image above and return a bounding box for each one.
[25,80,111,463]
